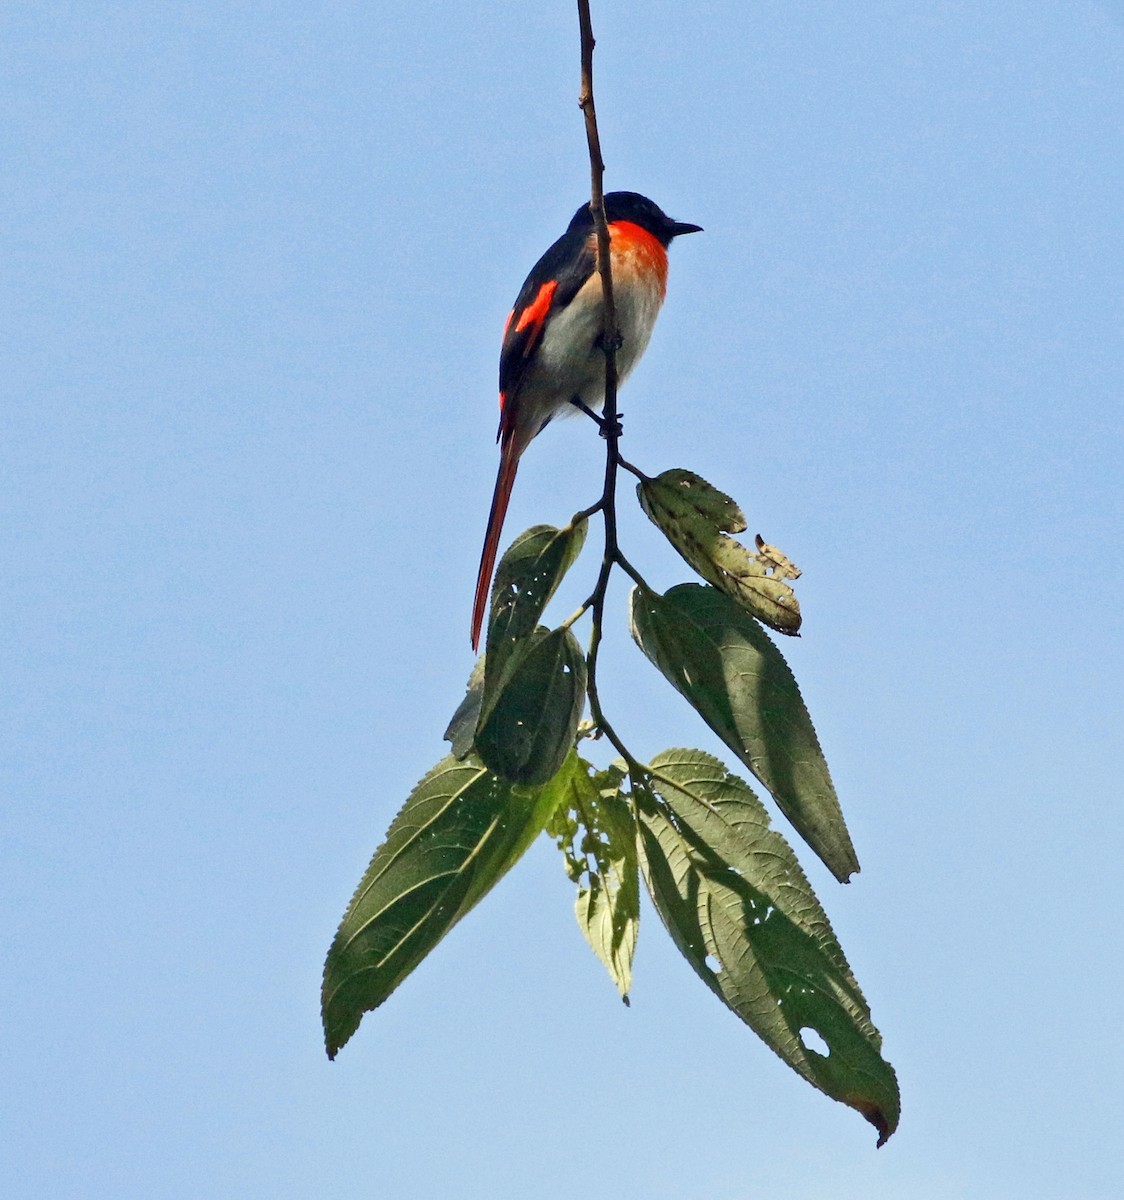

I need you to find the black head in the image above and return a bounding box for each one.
[567,191,702,247]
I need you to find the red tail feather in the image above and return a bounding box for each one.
[471,436,521,651]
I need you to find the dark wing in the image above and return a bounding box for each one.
[497,224,596,426]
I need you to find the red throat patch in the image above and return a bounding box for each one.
[608,221,669,298]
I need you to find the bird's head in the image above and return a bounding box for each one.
[569,191,702,247]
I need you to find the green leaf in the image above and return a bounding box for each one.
[447,518,584,765]
[322,752,570,1058]
[636,749,899,1145]
[486,521,587,680]
[444,656,484,759]
[638,469,801,635]
[475,626,587,786]
[446,523,585,764]
[466,522,588,779]
[549,756,638,1001]
[629,583,858,882]
[642,468,746,531]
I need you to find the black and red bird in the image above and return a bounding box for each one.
[471,190,701,649]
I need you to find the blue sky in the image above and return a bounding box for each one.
[3,3,1122,1196]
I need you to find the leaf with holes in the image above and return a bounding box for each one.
[322,752,572,1059]
[636,748,899,1145]
[445,520,585,765]
[549,756,638,1000]
[638,469,800,634]
[475,626,587,786]
[485,521,587,684]
[630,583,858,882]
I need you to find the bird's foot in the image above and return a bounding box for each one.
[599,414,623,440]
[570,397,624,439]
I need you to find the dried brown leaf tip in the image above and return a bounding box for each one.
[638,470,803,635]
[753,534,801,582]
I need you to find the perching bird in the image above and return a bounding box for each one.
[471,191,701,649]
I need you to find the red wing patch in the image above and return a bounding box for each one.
[499,223,596,406]
[498,279,560,438]
[514,279,558,338]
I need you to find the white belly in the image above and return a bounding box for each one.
[513,255,666,444]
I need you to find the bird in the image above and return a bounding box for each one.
[471,190,701,650]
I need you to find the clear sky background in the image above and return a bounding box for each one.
[3,3,1122,1197]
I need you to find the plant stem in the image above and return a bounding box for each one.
[574,0,649,782]
[616,455,650,483]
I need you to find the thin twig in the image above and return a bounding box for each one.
[570,498,605,525]
[574,0,647,780]
[558,600,592,631]
[612,550,648,590]
[616,455,650,483]
[577,2,618,385]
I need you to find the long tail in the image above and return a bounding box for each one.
[471,435,521,651]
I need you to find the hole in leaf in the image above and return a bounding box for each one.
[799,1027,829,1057]
[704,954,721,974]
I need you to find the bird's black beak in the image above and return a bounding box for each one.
[669,220,703,238]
